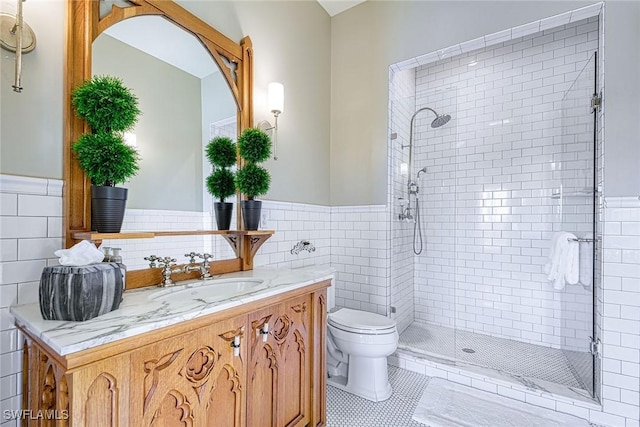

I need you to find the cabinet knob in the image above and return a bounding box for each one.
[230,336,241,357]
[259,322,269,342]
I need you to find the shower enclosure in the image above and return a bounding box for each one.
[389,18,600,398]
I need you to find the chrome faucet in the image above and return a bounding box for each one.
[184,252,213,279]
[145,252,214,287]
[291,240,315,255]
[155,255,185,288]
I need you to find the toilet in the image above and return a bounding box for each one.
[326,284,399,402]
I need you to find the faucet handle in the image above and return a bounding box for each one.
[157,256,177,266]
[144,255,159,268]
[198,253,213,262]
[185,252,198,264]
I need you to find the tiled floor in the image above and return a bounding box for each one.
[398,322,592,391]
[326,365,430,427]
[327,365,603,427]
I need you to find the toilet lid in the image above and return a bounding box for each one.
[328,308,396,333]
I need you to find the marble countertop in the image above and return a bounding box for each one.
[11,266,334,356]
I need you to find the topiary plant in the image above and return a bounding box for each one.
[71,75,141,233]
[205,136,237,203]
[237,128,271,163]
[72,75,141,133]
[206,168,236,203]
[72,132,140,187]
[206,136,237,169]
[72,75,141,187]
[235,163,270,200]
[235,128,271,200]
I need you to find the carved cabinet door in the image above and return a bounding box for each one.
[129,315,247,427]
[246,295,311,427]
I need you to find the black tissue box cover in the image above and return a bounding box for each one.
[39,263,124,321]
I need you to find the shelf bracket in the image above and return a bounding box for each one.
[242,234,272,271]
[221,234,241,258]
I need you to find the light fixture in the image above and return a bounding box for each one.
[123,132,137,148]
[0,0,37,93]
[257,82,284,160]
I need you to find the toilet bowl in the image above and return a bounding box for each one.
[326,307,398,402]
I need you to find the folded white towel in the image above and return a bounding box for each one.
[54,240,105,266]
[579,233,593,289]
[545,232,578,290]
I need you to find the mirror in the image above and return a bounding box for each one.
[64,0,254,284]
[93,15,237,213]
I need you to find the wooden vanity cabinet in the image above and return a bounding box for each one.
[247,294,312,427]
[19,282,328,427]
[129,315,247,427]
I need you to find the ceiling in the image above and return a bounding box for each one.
[102,2,368,77]
[317,0,367,17]
[103,15,217,79]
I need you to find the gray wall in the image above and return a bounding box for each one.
[330,0,639,205]
[93,34,203,212]
[603,0,640,197]
[0,0,64,180]
[0,1,332,206]
[1,1,637,206]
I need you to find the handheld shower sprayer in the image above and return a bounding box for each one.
[399,106,452,255]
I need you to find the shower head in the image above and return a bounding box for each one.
[431,114,451,128]
[417,167,427,178]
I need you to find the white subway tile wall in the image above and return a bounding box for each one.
[0,176,63,427]
[410,18,599,349]
[600,202,640,425]
[389,67,416,333]
[251,200,331,270]
[100,208,237,271]
[330,205,390,316]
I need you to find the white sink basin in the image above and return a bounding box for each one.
[149,278,267,303]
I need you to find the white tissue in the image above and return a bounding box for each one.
[54,240,105,266]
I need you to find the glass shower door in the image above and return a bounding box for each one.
[557,51,597,396]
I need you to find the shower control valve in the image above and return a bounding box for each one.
[408,181,419,195]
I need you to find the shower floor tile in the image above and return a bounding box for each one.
[398,322,592,391]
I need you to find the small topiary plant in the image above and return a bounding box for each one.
[72,75,141,133]
[206,136,237,169]
[236,128,271,200]
[72,75,141,187]
[73,132,140,187]
[237,128,271,163]
[235,163,270,200]
[205,136,237,203]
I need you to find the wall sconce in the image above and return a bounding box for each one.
[123,132,137,148]
[257,82,284,160]
[0,0,37,93]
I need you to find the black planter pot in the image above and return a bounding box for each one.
[241,200,262,230]
[91,186,128,233]
[214,202,233,230]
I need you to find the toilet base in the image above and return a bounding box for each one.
[327,355,392,402]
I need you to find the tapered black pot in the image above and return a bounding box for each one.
[241,200,262,230]
[214,202,233,230]
[91,186,127,233]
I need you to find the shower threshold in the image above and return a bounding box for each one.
[394,322,597,406]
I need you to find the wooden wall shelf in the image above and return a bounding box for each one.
[73,230,275,241]
[71,230,276,289]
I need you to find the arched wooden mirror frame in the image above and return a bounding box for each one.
[63,0,265,288]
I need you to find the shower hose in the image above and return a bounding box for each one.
[413,196,423,255]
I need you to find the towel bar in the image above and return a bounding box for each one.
[568,237,595,243]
